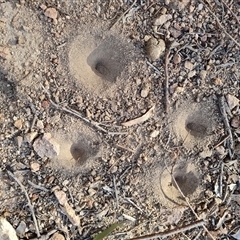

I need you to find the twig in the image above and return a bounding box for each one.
[213,135,229,149]
[200,0,240,48]
[7,170,41,238]
[163,159,216,240]
[30,114,37,132]
[164,48,170,113]
[193,229,203,240]
[128,220,205,240]
[40,84,127,135]
[220,0,240,26]
[146,61,161,75]
[113,176,119,210]
[124,198,143,213]
[115,143,134,153]
[218,96,234,157]
[28,180,49,192]
[219,161,224,198]
[109,0,137,30]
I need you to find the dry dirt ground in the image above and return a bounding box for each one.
[0,0,240,239]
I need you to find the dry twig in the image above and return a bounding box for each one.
[146,61,161,74]
[109,0,137,30]
[200,0,240,48]
[218,96,234,157]
[164,48,170,113]
[41,84,126,135]
[163,160,216,240]
[220,0,240,26]
[113,176,119,210]
[28,180,49,192]
[7,170,41,238]
[128,220,205,240]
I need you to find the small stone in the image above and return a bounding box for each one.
[88,188,97,196]
[140,84,150,98]
[174,86,184,94]
[200,70,207,80]
[33,133,60,158]
[173,53,181,64]
[215,146,226,156]
[189,5,195,13]
[231,116,240,128]
[0,113,4,123]
[0,217,18,240]
[15,136,23,148]
[150,130,159,138]
[16,221,27,238]
[36,120,44,129]
[213,77,222,85]
[40,4,47,10]
[199,149,212,158]
[41,100,50,109]
[14,119,23,129]
[0,46,10,60]
[50,233,65,240]
[110,165,118,173]
[170,28,182,38]
[184,61,193,70]
[24,132,38,143]
[44,7,58,21]
[31,162,40,172]
[86,108,92,118]
[146,37,166,61]
[198,3,203,10]
[188,70,196,78]
[153,14,172,26]
[226,94,239,110]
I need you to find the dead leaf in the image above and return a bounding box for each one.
[121,106,155,127]
[54,190,80,226]
[153,14,172,26]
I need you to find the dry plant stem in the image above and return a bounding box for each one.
[113,176,119,210]
[28,180,49,192]
[164,48,170,113]
[200,0,240,48]
[128,220,205,240]
[7,170,41,238]
[220,0,240,26]
[146,61,161,74]
[213,135,229,149]
[219,162,224,198]
[109,0,137,29]
[41,84,126,135]
[218,96,234,154]
[163,159,216,240]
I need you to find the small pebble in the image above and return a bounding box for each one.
[146,37,166,61]
[31,162,40,172]
[226,94,239,110]
[184,61,193,70]
[14,119,23,129]
[173,53,181,64]
[44,7,58,23]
